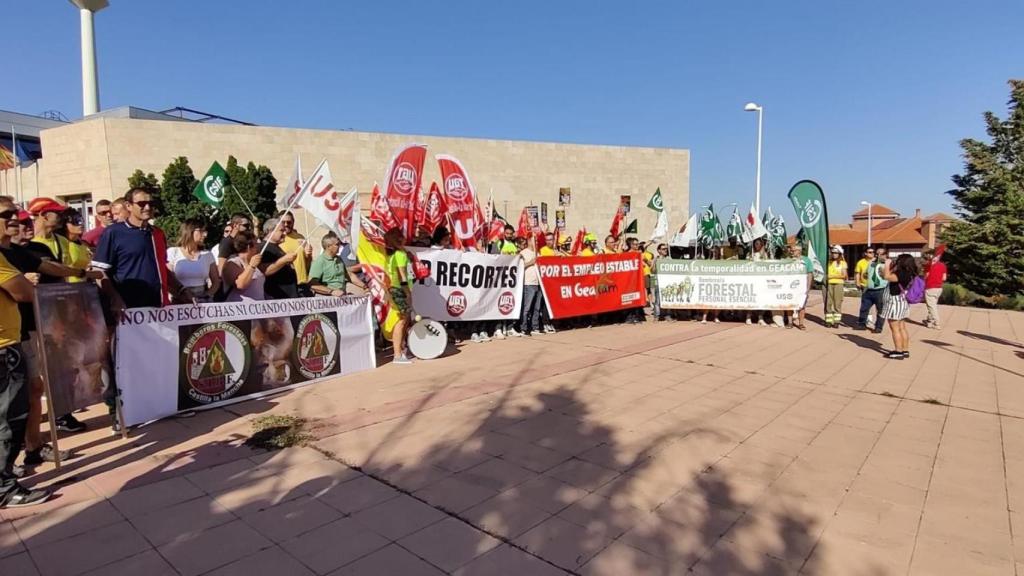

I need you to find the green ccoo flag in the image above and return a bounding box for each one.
[647,188,664,212]
[624,219,638,234]
[193,161,229,206]
[788,180,829,282]
[725,207,744,240]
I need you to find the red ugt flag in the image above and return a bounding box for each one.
[516,208,531,239]
[369,183,399,231]
[417,182,448,235]
[437,154,483,246]
[383,144,427,239]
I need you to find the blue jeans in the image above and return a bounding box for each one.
[520,285,543,334]
[859,288,886,332]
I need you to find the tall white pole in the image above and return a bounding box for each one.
[754,107,763,215]
[79,8,100,116]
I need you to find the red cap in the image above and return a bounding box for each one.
[16,210,31,222]
[27,197,65,216]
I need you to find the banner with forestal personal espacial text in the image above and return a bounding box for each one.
[116,296,375,426]
[409,248,523,321]
[537,253,646,319]
[655,259,809,310]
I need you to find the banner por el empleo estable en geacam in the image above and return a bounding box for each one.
[115,296,376,426]
[409,248,524,321]
[655,259,809,310]
[538,253,647,319]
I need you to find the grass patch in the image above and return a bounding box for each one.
[245,415,310,451]
[922,397,945,406]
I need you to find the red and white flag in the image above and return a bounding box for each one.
[417,182,448,235]
[369,182,399,231]
[437,154,483,246]
[609,203,626,237]
[516,207,531,239]
[278,153,303,210]
[382,144,427,239]
[294,158,359,237]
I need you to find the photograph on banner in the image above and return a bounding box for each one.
[537,253,646,319]
[118,296,375,426]
[656,259,809,310]
[555,210,566,230]
[620,195,631,214]
[559,187,571,206]
[33,284,112,417]
[409,248,523,321]
[178,311,342,410]
[540,202,548,227]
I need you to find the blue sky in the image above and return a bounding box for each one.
[7,1,1023,227]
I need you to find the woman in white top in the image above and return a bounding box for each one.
[221,230,265,302]
[167,218,221,303]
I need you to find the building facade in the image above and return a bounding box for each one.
[830,203,955,266]
[0,109,690,240]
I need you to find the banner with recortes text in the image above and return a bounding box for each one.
[655,259,809,310]
[538,253,646,319]
[409,248,523,321]
[116,296,375,426]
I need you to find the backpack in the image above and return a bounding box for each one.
[905,276,926,304]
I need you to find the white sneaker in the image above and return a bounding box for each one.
[471,333,481,343]
[508,328,522,337]
[758,319,767,326]
[714,318,720,323]
[493,330,506,340]
[544,325,556,334]
[701,318,707,324]
[479,332,492,342]
[746,318,752,325]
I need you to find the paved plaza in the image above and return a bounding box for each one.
[2,299,1023,575]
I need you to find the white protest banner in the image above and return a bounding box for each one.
[409,248,523,321]
[116,296,375,426]
[655,259,809,311]
[295,158,359,238]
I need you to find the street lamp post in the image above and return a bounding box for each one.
[860,201,873,247]
[744,102,763,215]
[69,0,109,117]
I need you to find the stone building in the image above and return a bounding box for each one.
[0,107,690,241]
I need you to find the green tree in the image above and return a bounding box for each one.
[943,80,1024,296]
[128,156,278,248]
[155,157,203,242]
[126,169,159,197]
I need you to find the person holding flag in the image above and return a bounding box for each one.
[384,227,414,365]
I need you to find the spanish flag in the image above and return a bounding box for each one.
[355,219,401,341]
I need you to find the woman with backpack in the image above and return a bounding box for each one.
[880,253,921,359]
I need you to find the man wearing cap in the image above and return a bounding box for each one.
[825,245,848,328]
[28,198,76,274]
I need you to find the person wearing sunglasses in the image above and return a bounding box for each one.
[58,208,93,284]
[92,187,183,434]
[275,211,313,294]
[215,213,252,274]
[0,208,50,508]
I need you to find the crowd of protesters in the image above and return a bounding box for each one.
[0,186,944,508]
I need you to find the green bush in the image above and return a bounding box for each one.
[940,283,1024,310]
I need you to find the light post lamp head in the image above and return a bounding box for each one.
[744,102,762,112]
[860,201,871,207]
[69,0,108,9]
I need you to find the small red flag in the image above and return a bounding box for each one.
[516,208,531,239]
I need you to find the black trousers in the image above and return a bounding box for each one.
[0,345,28,494]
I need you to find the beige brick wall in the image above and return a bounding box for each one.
[29,117,689,240]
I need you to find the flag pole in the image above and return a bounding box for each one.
[259,182,305,257]
[230,184,259,224]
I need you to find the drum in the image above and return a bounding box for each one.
[408,319,448,360]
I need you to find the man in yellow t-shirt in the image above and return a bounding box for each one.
[277,212,313,286]
[29,201,76,272]
[0,249,52,507]
[854,248,873,290]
